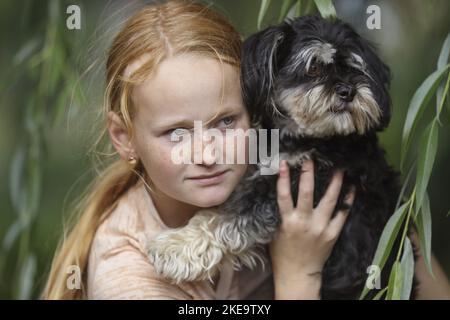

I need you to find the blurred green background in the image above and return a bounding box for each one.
[0,0,449,299]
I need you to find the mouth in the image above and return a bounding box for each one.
[330,102,349,113]
[186,169,230,186]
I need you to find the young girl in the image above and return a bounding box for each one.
[43,0,450,300]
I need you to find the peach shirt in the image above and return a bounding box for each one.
[87,179,274,299]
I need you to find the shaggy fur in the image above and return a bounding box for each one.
[148,16,417,299]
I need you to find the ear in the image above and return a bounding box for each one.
[361,40,391,89]
[337,20,392,129]
[360,40,392,129]
[377,61,392,129]
[241,24,290,127]
[107,111,136,161]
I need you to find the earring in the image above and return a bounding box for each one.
[128,155,137,166]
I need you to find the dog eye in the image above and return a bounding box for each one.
[306,62,321,77]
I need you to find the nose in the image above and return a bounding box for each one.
[335,83,356,102]
[192,129,220,166]
[201,141,218,166]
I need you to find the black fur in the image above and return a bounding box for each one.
[242,15,392,131]
[226,15,418,299]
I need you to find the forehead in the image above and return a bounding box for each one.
[131,54,243,126]
[290,38,366,71]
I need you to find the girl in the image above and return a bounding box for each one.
[43,0,450,300]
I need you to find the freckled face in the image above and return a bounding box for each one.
[131,54,250,208]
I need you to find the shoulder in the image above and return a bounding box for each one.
[87,181,191,299]
[92,181,166,257]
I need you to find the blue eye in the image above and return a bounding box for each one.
[167,128,190,141]
[173,128,189,136]
[218,116,235,128]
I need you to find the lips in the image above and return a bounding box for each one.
[187,169,230,186]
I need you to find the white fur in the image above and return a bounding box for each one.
[147,210,264,284]
[292,40,336,70]
[277,84,381,138]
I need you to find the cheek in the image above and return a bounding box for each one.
[136,137,182,183]
[225,115,251,164]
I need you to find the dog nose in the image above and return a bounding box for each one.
[335,84,356,102]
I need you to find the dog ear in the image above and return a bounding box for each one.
[359,39,392,129]
[241,25,289,128]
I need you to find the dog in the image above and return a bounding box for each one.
[148,15,417,299]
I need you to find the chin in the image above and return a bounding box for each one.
[189,186,233,208]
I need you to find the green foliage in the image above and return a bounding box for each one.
[312,0,337,19]
[399,237,415,300]
[386,261,403,300]
[415,120,439,211]
[363,31,450,300]
[257,0,334,30]
[257,0,271,30]
[359,201,409,299]
[414,193,433,277]
[278,0,295,23]
[2,0,85,299]
[436,32,450,119]
[400,65,449,170]
[1,0,449,300]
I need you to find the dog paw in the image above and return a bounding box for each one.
[148,210,226,284]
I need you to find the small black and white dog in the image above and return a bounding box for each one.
[148,16,416,299]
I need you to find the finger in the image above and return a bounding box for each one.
[277,160,294,215]
[327,208,350,237]
[343,186,356,208]
[316,169,344,221]
[296,159,315,215]
[327,187,355,235]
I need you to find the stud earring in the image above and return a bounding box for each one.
[128,155,137,166]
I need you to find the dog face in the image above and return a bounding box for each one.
[242,15,391,138]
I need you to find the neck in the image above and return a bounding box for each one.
[146,185,200,229]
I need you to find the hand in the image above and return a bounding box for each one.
[269,159,355,299]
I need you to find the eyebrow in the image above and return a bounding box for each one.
[155,105,242,131]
